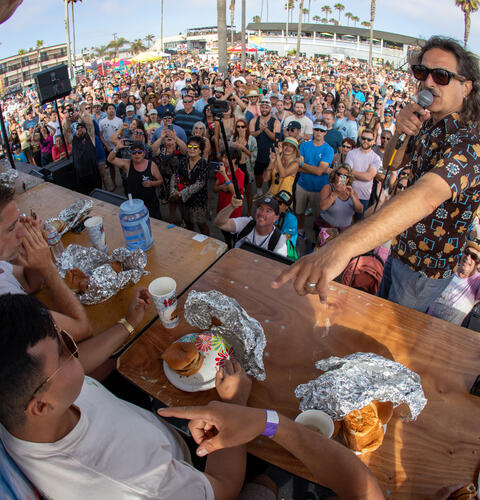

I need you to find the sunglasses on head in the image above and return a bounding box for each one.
[411,64,466,86]
[465,247,480,263]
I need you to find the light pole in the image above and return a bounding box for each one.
[64,0,73,81]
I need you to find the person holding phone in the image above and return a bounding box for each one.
[317,163,363,232]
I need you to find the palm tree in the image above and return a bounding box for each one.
[345,11,353,25]
[307,0,312,21]
[361,21,371,27]
[229,0,235,44]
[94,45,109,60]
[107,37,129,59]
[35,40,44,73]
[64,0,73,79]
[302,8,309,21]
[217,0,228,76]
[329,18,339,25]
[312,15,321,22]
[296,0,305,60]
[241,0,246,68]
[17,49,25,86]
[252,15,261,22]
[368,0,376,68]
[130,39,146,55]
[321,5,332,17]
[160,0,164,51]
[455,0,480,47]
[351,15,359,26]
[321,16,328,23]
[144,34,155,48]
[334,3,345,23]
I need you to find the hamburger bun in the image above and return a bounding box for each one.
[341,401,386,454]
[65,268,89,293]
[162,342,204,377]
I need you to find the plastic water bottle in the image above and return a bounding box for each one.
[45,223,65,261]
[119,195,154,251]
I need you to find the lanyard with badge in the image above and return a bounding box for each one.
[252,229,273,249]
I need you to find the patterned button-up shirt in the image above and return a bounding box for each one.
[390,113,480,278]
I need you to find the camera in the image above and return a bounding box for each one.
[207,97,230,117]
[68,110,74,117]
[167,124,173,130]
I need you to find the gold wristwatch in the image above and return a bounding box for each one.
[117,317,135,338]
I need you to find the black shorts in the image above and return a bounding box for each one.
[254,160,270,176]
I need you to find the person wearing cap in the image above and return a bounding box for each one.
[124,104,139,125]
[151,111,187,144]
[265,137,300,197]
[115,91,130,120]
[145,109,162,142]
[284,120,302,142]
[376,108,396,146]
[296,120,335,237]
[283,101,313,142]
[92,101,107,125]
[358,107,379,143]
[427,237,480,325]
[214,195,288,257]
[156,92,176,118]
[274,190,299,261]
[107,140,163,219]
[194,85,212,113]
[246,89,261,119]
[249,98,281,200]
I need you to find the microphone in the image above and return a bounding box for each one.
[394,89,434,149]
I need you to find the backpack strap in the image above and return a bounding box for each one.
[235,219,257,244]
[267,226,282,251]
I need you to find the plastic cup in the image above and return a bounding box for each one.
[148,277,179,329]
[294,410,334,438]
[84,216,107,252]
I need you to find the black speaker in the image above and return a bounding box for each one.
[45,158,77,191]
[34,64,72,104]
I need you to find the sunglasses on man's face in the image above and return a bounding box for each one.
[411,64,466,86]
[131,149,144,155]
[464,248,480,263]
[24,330,78,411]
[361,136,374,142]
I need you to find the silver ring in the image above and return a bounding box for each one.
[306,281,317,288]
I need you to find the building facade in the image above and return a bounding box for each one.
[0,43,68,92]
[246,23,423,67]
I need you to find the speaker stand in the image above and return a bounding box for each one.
[55,99,70,160]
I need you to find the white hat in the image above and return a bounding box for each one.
[126,105,135,112]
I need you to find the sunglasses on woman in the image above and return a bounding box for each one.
[236,124,246,128]
[24,330,78,411]
[131,149,144,155]
[411,64,466,86]
[187,144,200,150]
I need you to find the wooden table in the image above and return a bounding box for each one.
[118,248,480,498]
[16,182,227,333]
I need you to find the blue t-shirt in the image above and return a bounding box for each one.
[334,118,358,141]
[298,140,334,192]
[151,124,187,143]
[277,210,298,249]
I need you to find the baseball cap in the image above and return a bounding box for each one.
[282,137,300,151]
[313,121,327,132]
[286,120,301,130]
[148,109,158,115]
[129,141,146,151]
[255,195,279,215]
[201,85,210,90]
[126,105,135,112]
[260,98,271,106]
[214,87,225,93]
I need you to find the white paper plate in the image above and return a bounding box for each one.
[163,333,234,392]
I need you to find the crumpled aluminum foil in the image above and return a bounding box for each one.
[46,198,94,235]
[184,290,266,380]
[57,245,148,305]
[295,352,427,421]
[0,169,18,190]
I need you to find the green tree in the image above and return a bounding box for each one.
[229,0,236,44]
[144,34,155,48]
[130,39,147,55]
[107,36,129,59]
[285,0,294,23]
[94,45,109,59]
[321,16,328,23]
[345,11,353,25]
[361,21,371,27]
[329,17,339,25]
[35,40,44,73]
[334,3,344,23]
[252,14,261,22]
[321,5,332,16]
[455,0,480,47]
[351,15,359,26]
[312,15,321,22]
[302,8,309,21]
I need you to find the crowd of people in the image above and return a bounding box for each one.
[0,0,479,492]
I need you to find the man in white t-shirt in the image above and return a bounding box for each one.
[214,195,288,257]
[428,238,480,325]
[0,294,251,500]
[98,103,123,153]
[283,101,313,141]
[345,128,381,219]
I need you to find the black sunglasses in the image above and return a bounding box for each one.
[361,136,374,141]
[464,248,480,263]
[411,64,466,86]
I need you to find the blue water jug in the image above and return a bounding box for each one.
[119,198,154,251]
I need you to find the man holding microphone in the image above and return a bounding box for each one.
[272,36,480,312]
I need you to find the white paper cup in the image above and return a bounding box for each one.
[294,410,334,438]
[84,216,107,252]
[148,277,179,328]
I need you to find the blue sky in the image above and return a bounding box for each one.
[1,0,480,58]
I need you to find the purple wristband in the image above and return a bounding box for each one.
[261,409,279,438]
